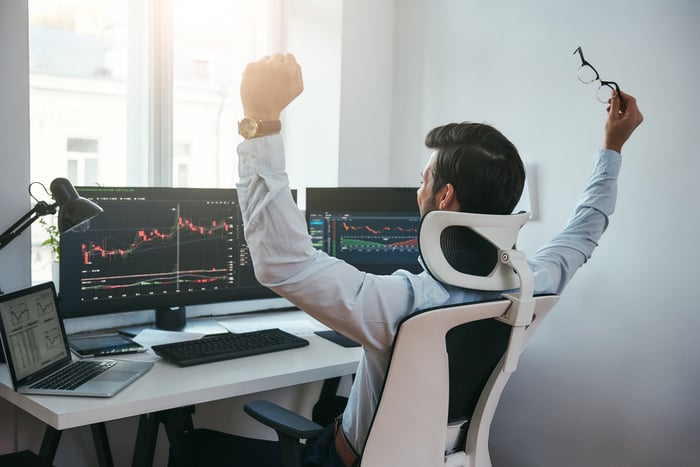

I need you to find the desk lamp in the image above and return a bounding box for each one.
[0,178,103,251]
[0,178,101,363]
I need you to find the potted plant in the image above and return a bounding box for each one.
[39,217,60,288]
[39,217,60,261]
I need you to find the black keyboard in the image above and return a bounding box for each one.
[151,328,310,367]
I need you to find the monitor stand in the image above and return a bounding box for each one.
[117,306,230,337]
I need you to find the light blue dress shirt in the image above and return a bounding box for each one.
[236,134,621,453]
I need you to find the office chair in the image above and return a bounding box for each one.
[170,210,559,467]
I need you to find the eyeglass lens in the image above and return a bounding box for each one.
[595,83,616,103]
[577,65,598,85]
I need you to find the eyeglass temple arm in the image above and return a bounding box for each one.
[573,46,586,62]
[601,80,622,94]
[573,46,597,71]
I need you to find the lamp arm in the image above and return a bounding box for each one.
[0,201,57,251]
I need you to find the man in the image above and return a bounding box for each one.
[234,53,643,466]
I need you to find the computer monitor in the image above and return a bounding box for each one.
[305,187,422,275]
[59,186,293,333]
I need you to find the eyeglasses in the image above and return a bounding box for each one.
[573,46,621,103]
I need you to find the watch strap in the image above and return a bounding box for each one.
[238,117,281,139]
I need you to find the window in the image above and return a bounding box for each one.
[29,0,276,284]
[66,137,100,186]
[66,138,99,153]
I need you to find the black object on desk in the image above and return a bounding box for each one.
[315,330,360,348]
[68,333,146,358]
[152,328,309,367]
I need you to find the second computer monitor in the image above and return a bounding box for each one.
[305,187,422,275]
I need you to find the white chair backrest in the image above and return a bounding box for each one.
[361,211,559,467]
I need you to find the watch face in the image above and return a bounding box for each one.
[238,118,258,138]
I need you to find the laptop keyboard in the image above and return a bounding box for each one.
[30,360,117,390]
[152,328,310,367]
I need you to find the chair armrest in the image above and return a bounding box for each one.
[244,400,325,440]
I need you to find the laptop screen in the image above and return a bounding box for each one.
[0,283,71,384]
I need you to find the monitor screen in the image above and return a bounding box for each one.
[59,186,287,327]
[305,187,422,275]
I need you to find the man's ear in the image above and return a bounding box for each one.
[437,183,459,211]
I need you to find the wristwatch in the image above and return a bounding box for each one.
[238,117,281,139]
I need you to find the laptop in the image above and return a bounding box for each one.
[0,282,153,397]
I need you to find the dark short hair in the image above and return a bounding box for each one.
[425,122,525,215]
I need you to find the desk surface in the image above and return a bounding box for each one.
[0,311,362,431]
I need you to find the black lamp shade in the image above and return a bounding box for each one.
[50,178,103,233]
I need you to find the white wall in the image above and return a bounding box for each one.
[336,0,395,186]
[282,0,397,201]
[282,0,343,201]
[389,1,700,465]
[0,0,31,292]
[0,0,32,457]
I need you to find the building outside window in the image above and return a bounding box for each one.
[28,0,276,284]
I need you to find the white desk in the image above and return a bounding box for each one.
[0,311,362,466]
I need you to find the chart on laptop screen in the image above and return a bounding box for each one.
[0,287,67,380]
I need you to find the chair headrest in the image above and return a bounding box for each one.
[418,211,530,291]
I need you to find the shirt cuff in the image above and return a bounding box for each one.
[595,148,622,177]
[237,134,285,177]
